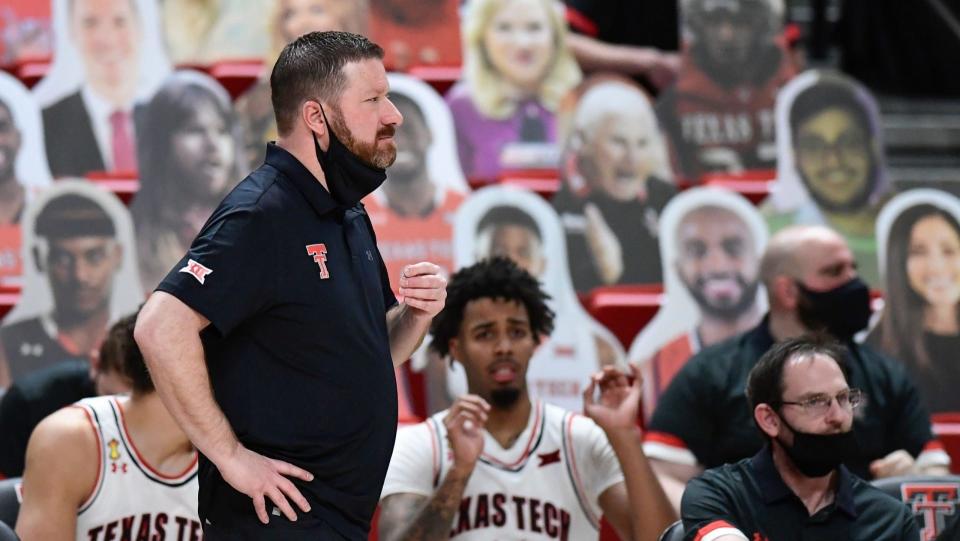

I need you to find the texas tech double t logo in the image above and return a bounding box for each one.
[901,483,959,541]
[306,244,330,279]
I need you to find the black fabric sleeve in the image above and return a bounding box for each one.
[680,472,747,541]
[361,209,398,312]
[649,354,718,465]
[0,386,29,477]
[881,353,936,457]
[156,207,276,337]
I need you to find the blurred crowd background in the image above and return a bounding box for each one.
[0,0,958,499]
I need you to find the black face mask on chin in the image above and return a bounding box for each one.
[795,277,872,341]
[312,105,387,207]
[776,415,859,478]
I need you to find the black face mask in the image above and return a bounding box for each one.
[795,277,872,340]
[777,416,859,478]
[313,106,387,207]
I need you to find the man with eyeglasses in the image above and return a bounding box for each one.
[681,336,920,540]
[644,225,949,511]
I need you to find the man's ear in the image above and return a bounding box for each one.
[773,275,800,311]
[754,403,781,439]
[448,336,461,363]
[301,100,327,138]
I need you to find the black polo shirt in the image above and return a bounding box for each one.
[0,359,94,478]
[157,143,398,539]
[645,316,938,480]
[682,445,920,541]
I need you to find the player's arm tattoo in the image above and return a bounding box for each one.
[380,470,471,541]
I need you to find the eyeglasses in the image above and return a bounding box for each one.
[796,132,868,163]
[780,388,864,416]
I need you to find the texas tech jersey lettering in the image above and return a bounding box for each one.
[384,402,624,541]
[85,512,201,541]
[450,493,572,539]
[73,396,200,541]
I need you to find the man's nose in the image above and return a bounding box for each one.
[383,99,403,127]
[494,334,513,355]
[823,397,849,427]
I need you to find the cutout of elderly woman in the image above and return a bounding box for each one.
[552,77,676,292]
[867,190,960,414]
[446,0,581,182]
[130,72,244,295]
[233,0,369,167]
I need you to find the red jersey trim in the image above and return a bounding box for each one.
[113,397,198,482]
[643,431,689,449]
[695,520,747,541]
[564,6,598,37]
[563,413,600,528]
[426,418,441,488]
[71,404,103,513]
[480,401,545,469]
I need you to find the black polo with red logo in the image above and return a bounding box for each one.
[681,445,920,541]
[157,143,398,540]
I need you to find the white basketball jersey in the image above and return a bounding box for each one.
[382,401,624,540]
[73,396,201,541]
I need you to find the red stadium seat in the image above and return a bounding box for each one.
[0,285,19,321]
[14,58,50,89]
[932,413,960,474]
[208,59,263,100]
[85,172,139,205]
[408,65,461,97]
[700,170,776,205]
[586,284,664,350]
[498,168,560,200]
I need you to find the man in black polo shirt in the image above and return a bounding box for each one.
[682,336,920,540]
[644,225,949,511]
[134,32,447,540]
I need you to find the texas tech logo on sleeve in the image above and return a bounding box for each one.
[179,259,212,285]
[901,483,959,541]
[306,243,330,279]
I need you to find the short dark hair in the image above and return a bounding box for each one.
[746,334,850,413]
[429,257,555,358]
[99,311,152,393]
[477,206,542,240]
[789,81,872,142]
[35,193,115,239]
[270,31,384,136]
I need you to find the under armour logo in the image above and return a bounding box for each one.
[306,243,330,279]
[179,259,212,284]
[18,342,43,357]
[537,450,561,467]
